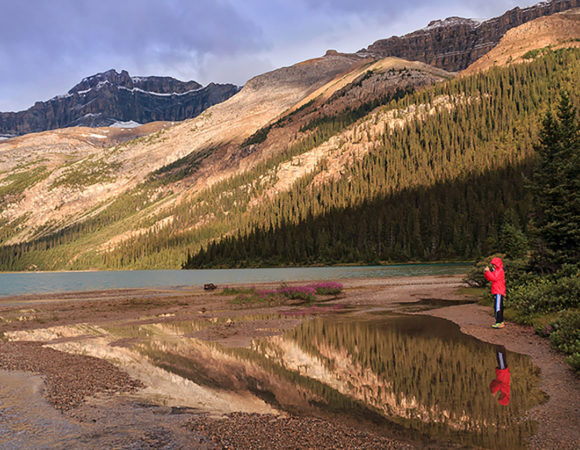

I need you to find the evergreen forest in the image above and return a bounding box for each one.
[184,49,579,268]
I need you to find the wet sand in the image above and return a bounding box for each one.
[0,274,578,449]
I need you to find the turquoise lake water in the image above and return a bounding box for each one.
[0,264,469,296]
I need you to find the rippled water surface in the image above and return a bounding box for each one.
[0,264,468,296]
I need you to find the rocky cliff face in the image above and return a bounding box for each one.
[361,0,579,71]
[461,8,580,75]
[0,69,240,136]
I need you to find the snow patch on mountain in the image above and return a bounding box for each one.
[117,86,204,96]
[422,17,485,31]
[110,120,142,129]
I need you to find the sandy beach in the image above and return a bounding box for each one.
[1,275,578,449]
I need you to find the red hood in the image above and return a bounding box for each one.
[491,257,503,269]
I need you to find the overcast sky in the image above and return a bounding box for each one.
[0,0,540,111]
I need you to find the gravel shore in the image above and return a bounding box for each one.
[186,413,416,449]
[0,341,142,410]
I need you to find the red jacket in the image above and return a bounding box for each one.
[484,257,506,295]
[490,367,511,405]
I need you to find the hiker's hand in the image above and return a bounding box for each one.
[484,266,490,272]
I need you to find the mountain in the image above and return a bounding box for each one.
[0,52,367,247]
[360,0,579,71]
[461,8,580,75]
[0,69,240,136]
[0,3,579,271]
[0,53,453,268]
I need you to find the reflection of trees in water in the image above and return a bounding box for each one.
[110,315,545,448]
[128,323,403,429]
[281,315,544,448]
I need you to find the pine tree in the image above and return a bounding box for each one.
[530,90,580,271]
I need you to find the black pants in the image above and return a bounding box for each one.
[494,294,504,323]
[496,346,508,369]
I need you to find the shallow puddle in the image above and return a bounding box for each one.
[0,370,206,448]
[4,312,545,448]
[0,370,83,449]
[395,298,476,312]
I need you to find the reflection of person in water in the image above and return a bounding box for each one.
[490,346,511,405]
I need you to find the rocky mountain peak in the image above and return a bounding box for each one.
[424,17,483,30]
[0,69,239,136]
[69,69,134,94]
[68,69,203,95]
[130,76,202,94]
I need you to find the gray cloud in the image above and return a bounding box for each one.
[0,0,266,110]
[301,0,539,16]
[1,0,264,57]
[0,0,543,111]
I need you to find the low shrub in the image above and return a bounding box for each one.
[507,267,580,317]
[535,323,555,338]
[308,282,343,295]
[256,289,276,296]
[463,255,529,288]
[464,259,491,287]
[231,288,282,305]
[548,311,580,373]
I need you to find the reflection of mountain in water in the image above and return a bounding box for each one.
[126,314,543,448]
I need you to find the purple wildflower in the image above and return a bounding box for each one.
[277,285,316,300]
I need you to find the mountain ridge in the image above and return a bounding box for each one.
[0,52,366,246]
[360,0,579,71]
[68,69,203,95]
[461,8,580,75]
[0,69,240,136]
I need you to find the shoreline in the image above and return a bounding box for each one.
[1,274,578,448]
[0,265,469,300]
[0,261,473,274]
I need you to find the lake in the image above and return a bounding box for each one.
[0,264,469,297]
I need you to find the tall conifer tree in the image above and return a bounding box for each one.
[530,90,580,270]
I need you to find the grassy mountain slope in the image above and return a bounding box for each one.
[0,53,364,246]
[1,17,579,270]
[0,57,453,270]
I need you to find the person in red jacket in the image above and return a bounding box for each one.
[490,345,511,405]
[484,257,506,328]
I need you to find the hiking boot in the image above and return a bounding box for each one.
[492,322,505,329]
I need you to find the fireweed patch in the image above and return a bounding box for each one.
[277,285,316,301]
